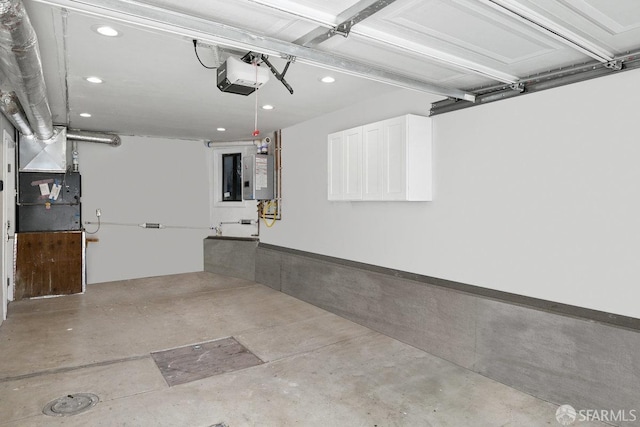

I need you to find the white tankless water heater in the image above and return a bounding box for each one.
[242,154,274,200]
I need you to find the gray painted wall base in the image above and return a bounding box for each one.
[256,244,640,424]
[203,237,258,281]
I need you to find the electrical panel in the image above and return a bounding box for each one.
[242,154,274,200]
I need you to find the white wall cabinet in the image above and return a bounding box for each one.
[328,126,362,200]
[328,114,431,201]
[362,122,384,200]
[327,131,344,200]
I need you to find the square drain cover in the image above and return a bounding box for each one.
[152,337,262,387]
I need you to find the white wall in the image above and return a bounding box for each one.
[80,136,211,284]
[261,68,640,319]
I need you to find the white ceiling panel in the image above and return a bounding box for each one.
[323,34,494,88]
[563,0,640,32]
[249,0,362,17]
[358,0,596,79]
[495,0,640,54]
[376,0,559,64]
[119,0,323,43]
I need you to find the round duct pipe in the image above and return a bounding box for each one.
[0,90,33,136]
[67,130,121,147]
[0,0,54,141]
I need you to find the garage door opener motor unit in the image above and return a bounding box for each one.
[217,56,269,96]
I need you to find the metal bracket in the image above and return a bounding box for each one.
[240,51,261,64]
[605,60,623,71]
[509,82,525,93]
[298,0,397,46]
[334,20,354,38]
[259,54,295,94]
[239,51,294,94]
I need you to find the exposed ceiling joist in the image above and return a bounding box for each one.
[245,0,520,84]
[478,0,614,63]
[29,0,477,101]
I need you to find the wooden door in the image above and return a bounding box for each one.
[15,231,84,300]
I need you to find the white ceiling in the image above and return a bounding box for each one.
[19,0,640,142]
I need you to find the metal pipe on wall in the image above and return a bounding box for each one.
[67,130,121,146]
[71,138,78,172]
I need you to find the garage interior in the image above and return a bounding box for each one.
[0,0,639,425]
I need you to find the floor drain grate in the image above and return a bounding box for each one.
[43,393,99,416]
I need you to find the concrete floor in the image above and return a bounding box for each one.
[0,272,606,426]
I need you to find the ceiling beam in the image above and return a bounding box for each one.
[477,0,614,63]
[29,0,476,101]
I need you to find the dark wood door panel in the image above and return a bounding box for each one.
[15,231,84,300]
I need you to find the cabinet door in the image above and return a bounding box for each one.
[343,127,363,200]
[362,122,383,200]
[327,131,344,200]
[383,117,407,200]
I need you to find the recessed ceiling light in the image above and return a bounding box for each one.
[94,25,120,37]
[320,76,336,83]
[262,104,274,110]
[79,113,92,118]
[217,127,226,132]
[85,76,103,84]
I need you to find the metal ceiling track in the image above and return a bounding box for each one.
[297,0,397,48]
[430,50,640,116]
[30,0,476,102]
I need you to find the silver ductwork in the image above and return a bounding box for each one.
[67,130,121,147]
[0,90,32,135]
[19,126,66,172]
[0,0,53,141]
[18,128,121,173]
[1,0,121,173]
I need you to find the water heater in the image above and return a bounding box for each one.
[243,154,274,200]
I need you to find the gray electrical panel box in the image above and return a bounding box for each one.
[243,154,274,200]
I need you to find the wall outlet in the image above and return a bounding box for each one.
[96,209,102,217]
